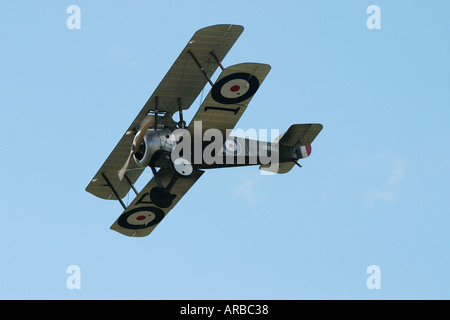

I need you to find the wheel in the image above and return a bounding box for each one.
[149,187,173,208]
[172,157,194,178]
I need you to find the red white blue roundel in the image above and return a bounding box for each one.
[224,138,243,155]
[117,206,164,230]
[212,72,259,104]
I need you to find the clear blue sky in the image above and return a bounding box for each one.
[1,1,449,299]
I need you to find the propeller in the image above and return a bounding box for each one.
[118,115,155,181]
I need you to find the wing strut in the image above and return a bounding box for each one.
[177,97,186,128]
[123,174,138,196]
[187,50,214,86]
[187,50,228,86]
[101,173,127,210]
[210,51,225,71]
[154,96,159,127]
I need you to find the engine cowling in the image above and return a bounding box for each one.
[133,127,176,167]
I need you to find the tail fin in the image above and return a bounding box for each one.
[259,123,323,175]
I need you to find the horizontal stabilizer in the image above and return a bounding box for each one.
[259,162,295,174]
[278,124,323,147]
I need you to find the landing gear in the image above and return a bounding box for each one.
[149,165,175,208]
[147,143,194,209]
[149,186,173,208]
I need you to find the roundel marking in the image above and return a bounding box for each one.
[230,85,240,92]
[118,206,165,230]
[224,138,243,155]
[211,72,259,105]
[219,79,250,100]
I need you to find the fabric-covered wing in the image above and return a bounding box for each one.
[110,168,204,237]
[86,25,243,200]
[142,24,244,119]
[187,63,271,138]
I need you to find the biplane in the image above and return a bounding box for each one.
[86,25,323,237]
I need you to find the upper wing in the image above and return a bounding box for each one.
[86,25,243,200]
[141,24,245,118]
[110,167,204,237]
[187,63,271,138]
